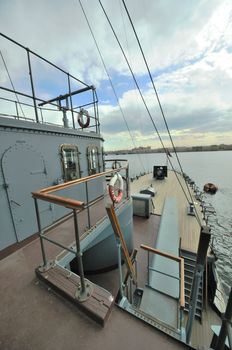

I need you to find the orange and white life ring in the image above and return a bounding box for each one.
[109,173,123,203]
[78,108,90,128]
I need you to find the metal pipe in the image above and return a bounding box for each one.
[215,288,232,350]
[147,251,150,286]
[38,86,94,106]
[67,74,75,129]
[129,277,133,304]
[186,270,202,343]
[40,235,76,255]
[0,32,89,87]
[34,198,47,266]
[85,181,91,228]
[73,209,86,293]
[126,166,129,198]
[186,225,211,344]
[15,101,19,117]
[148,266,180,280]
[117,239,124,298]
[92,88,97,133]
[26,50,39,123]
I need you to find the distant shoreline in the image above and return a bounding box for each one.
[105,145,232,155]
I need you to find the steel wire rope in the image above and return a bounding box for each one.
[0,49,26,118]
[78,0,147,175]
[121,0,202,226]
[98,0,197,216]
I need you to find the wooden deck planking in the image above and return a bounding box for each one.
[131,171,221,347]
[35,264,114,326]
[131,171,204,254]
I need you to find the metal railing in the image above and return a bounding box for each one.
[0,33,100,132]
[32,163,129,301]
[140,244,185,309]
[213,287,232,350]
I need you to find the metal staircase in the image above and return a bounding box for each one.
[181,249,204,322]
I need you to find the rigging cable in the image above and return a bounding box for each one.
[98,0,199,222]
[121,0,202,226]
[78,0,147,175]
[0,49,25,118]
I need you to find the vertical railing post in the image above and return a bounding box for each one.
[39,107,44,123]
[85,182,91,228]
[186,225,211,344]
[73,209,92,301]
[126,164,130,198]
[117,239,124,298]
[147,251,150,286]
[73,209,85,292]
[94,89,100,133]
[15,101,19,118]
[215,288,232,350]
[26,49,39,123]
[34,198,47,267]
[67,73,75,129]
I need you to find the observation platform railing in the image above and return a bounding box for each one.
[32,160,129,299]
[0,32,100,132]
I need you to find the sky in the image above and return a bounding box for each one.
[1,0,232,151]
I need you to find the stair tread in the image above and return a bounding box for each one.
[184,280,203,286]
[184,287,203,296]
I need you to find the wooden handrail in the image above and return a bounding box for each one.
[39,166,128,194]
[32,192,84,209]
[140,244,182,263]
[140,244,185,309]
[32,162,128,209]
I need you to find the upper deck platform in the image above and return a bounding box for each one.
[0,33,100,135]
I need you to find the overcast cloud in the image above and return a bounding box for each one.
[1,0,232,150]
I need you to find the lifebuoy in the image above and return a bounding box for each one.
[78,108,90,128]
[112,161,121,169]
[203,183,218,194]
[109,173,123,203]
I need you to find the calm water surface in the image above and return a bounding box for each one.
[107,151,232,297]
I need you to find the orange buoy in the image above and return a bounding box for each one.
[203,183,218,194]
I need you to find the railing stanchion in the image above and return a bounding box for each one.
[73,209,85,292]
[73,209,92,302]
[147,251,150,286]
[15,101,19,118]
[34,198,47,267]
[85,181,91,228]
[67,73,75,129]
[117,239,124,298]
[27,49,39,123]
[215,288,232,350]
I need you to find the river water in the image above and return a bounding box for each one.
[107,151,232,297]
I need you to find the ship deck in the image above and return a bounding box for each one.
[130,170,221,348]
[0,171,221,350]
[0,214,194,350]
[130,170,204,254]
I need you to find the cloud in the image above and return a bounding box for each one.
[1,0,232,150]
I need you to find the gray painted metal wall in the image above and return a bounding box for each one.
[0,117,104,251]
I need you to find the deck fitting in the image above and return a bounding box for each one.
[75,280,93,302]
